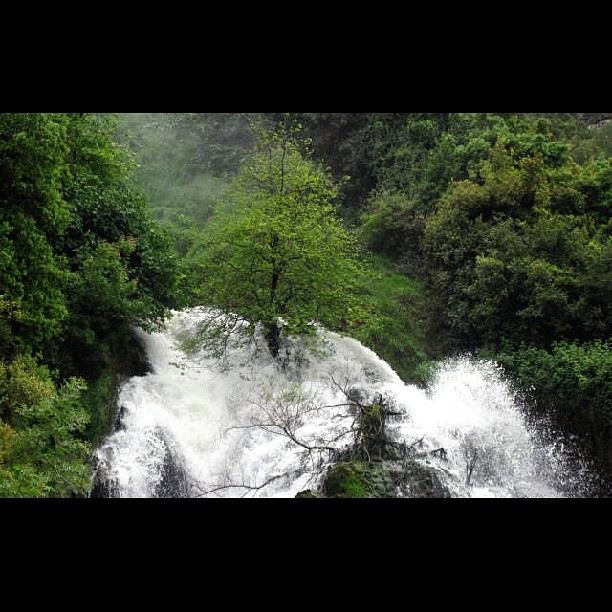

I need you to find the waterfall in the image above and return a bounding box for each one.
[92,308,591,498]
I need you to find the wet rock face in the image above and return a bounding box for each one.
[90,443,121,498]
[124,332,151,378]
[391,460,451,498]
[90,470,119,498]
[154,436,189,498]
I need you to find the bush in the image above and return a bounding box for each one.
[495,340,612,479]
[0,356,91,497]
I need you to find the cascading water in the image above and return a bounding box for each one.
[92,308,591,498]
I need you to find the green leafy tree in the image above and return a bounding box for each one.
[187,133,363,358]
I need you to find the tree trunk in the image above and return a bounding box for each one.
[265,320,281,359]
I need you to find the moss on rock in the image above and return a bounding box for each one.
[323,462,372,497]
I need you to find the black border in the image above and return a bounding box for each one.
[2,64,610,571]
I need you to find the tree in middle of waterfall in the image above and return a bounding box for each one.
[185,123,365,360]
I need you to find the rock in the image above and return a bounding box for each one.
[295,490,321,498]
[154,431,189,498]
[90,428,189,498]
[391,459,451,498]
[89,470,119,498]
[123,330,151,378]
[319,458,451,498]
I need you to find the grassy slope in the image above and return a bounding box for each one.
[350,255,432,385]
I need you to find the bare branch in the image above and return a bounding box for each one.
[194,474,283,498]
[192,470,304,498]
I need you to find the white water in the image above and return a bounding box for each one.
[92,308,590,498]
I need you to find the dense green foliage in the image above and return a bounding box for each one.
[424,145,611,350]
[0,356,90,496]
[0,113,178,496]
[0,113,72,353]
[495,341,612,483]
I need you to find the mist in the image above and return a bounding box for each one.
[116,113,257,227]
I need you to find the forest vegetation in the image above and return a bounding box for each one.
[1,112,610,495]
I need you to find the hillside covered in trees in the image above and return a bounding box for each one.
[1,112,610,496]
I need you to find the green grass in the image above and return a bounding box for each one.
[349,254,433,385]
